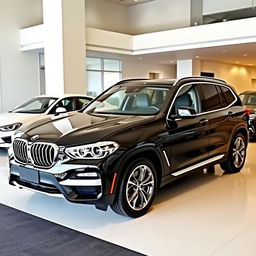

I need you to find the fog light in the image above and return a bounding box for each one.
[55,173,67,179]
[76,172,98,178]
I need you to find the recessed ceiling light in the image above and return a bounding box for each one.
[138,57,143,60]
[243,53,248,57]
[222,49,227,53]
[195,56,199,59]
[249,64,253,66]
[235,61,240,64]
[170,60,175,64]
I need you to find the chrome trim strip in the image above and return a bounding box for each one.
[12,181,64,198]
[10,159,99,174]
[166,82,238,120]
[171,154,224,177]
[59,179,102,186]
[163,150,170,167]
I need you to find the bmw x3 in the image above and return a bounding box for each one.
[9,76,248,217]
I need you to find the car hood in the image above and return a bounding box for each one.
[0,112,43,127]
[21,112,155,146]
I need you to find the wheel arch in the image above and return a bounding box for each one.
[115,146,164,192]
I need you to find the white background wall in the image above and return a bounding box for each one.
[0,0,42,112]
[85,0,129,34]
[123,59,176,79]
[128,0,191,34]
[201,60,256,93]
[85,0,191,35]
[203,0,253,15]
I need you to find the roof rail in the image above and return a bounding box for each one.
[115,78,149,85]
[175,76,227,85]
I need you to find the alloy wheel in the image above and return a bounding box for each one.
[126,164,155,211]
[232,136,246,169]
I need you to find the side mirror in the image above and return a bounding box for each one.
[55,107,67,114]
[177,106,196,117]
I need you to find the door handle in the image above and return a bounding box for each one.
[199,119,208,125]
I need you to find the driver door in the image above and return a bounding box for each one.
[167,83,210,172]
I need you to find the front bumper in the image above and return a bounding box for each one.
[248,119,256,138]
[9,160,114,207]
[0,131,14,148]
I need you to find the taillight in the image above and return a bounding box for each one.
[245,108,250,116]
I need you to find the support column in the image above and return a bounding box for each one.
[43,0,86,95]
[177,59,201,78]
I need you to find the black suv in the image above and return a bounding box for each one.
[9,76,248,217]
[239,91,256,140]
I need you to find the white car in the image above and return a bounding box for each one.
[0,94,93,148]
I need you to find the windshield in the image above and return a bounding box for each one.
[12,97,58,114]
[85,85,171,115]
[240,94,256,105]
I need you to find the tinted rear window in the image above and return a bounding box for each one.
[200,84,222,112]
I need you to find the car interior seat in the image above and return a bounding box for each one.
[135,93,151,109]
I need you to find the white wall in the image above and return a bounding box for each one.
[0,0,43,112]
[123,59,176,79]
[85,0,129,34]
[203,0,253,15]
[128,0,191,34]
[201,60,256,93]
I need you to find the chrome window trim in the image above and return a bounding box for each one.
[166,81,238,121]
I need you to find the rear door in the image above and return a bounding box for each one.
[199,83,237,157]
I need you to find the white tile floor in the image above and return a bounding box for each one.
[1,144,256,256]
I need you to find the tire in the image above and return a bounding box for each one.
[111,158,157,218]
[220,133,247,173]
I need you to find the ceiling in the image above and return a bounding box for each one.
[120,42,256,67]
[110,0,155,6]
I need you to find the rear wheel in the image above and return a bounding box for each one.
[220,133,246,173]
[111,158,157,218]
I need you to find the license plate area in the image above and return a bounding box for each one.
[18,166,39,184]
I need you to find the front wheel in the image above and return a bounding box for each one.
[111,158,157,218]
[220,133,247,173]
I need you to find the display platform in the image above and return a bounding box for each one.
[1,145,256,256]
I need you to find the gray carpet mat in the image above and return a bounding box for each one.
[0,203,145,256]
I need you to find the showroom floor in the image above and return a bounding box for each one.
[1,144,256,256]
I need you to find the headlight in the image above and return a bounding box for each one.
[64,141,119,159]
[0,123,22,132]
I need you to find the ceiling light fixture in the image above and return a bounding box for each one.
[195,56,199,59]
[243,53,248,57]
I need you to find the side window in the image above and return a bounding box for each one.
[216,85,228,107]
[74,98,91,110]
[200,84,222,112]
[49,98,74,114]
[221,86,236,105]
[170,84,202,116]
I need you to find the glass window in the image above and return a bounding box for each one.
[216,85,228,107]
[221,86,236,105]
[86,57,101,70]
[12,97,57,114]
[87,71,102,97]
[75,98,91,110]
[104,59,121,71]
[86,57,122,97]
[104,72,121,90]
[200,84,222,112]
[171,84,202,116]
[85,85,171,115]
